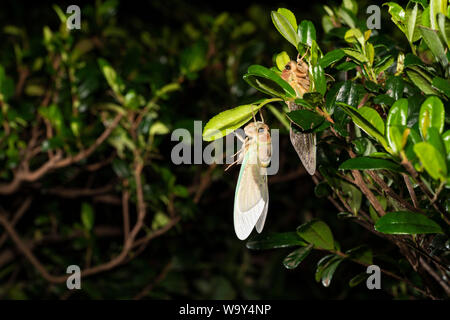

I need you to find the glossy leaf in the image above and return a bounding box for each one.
[321,256,344,287]
[246,232,307,250]
[413,142,447,180]
[275,51,290,71]
[283,244,314,269]
[202,103,262,141]
[271,11,300,47]
[375,211,443,234]
[243,65,296,99]
[286,109,325,132]
[418,96,445,138]
[297,219,334,250]
[339,157,403,172]
[318,49,345,68]
[297,20,316,47]
[386,98,408,154]
[406,2,422,43]
[311,64,326,95]
[431,76,450,97]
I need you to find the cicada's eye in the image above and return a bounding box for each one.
[285,64,291,70]
[258,127,265,133]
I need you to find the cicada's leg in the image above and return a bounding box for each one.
[225,136,248,171]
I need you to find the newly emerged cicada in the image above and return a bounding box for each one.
[281,56,316,176]
[231,120,271,240]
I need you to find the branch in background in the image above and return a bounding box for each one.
[0,113,123,195]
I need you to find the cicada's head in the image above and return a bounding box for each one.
[244,121,269,140]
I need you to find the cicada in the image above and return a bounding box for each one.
[232,121,271,240]
[281,57,316,175]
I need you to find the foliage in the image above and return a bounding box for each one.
[204,0,450,299]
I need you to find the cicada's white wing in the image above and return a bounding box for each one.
[233,144,268,240]
[255,172,268,233]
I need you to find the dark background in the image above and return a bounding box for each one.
[0,0,398,299]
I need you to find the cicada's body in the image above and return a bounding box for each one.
[233,121,271,240]
[281,59,316,175]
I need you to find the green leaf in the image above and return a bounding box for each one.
[426,127,447,160]
[385,76,405,101]
[359,107,385,135]
[311,64,326,95]
[414,141,447,180]
[243,65,296,99]
[346,245,373,265]
[98,58,124,96]
[321,256,344,287]
[405,67,439,95]
[342,48,368,63]
[349,273,368,287]
[271,11,300,47]
[275,51,291,72]
[386,98,408,154]
[418,96,445,138]
[443,130,450,155]
[437,13,450,47]
[406,2,422,43]
[339,157,403,172]
[344,28,365,46]
[432,76,450,97]
[286,109,325,133]
[318,49,345,68]
[202,104,262,141]
[297,219,334,250]
[246,232,307,250]
[297,20,317,47]
[419,26,448,69]
[375,211,443,234]
[315,255,335,282]
[180,40,208,78]
[277,8,298,31]
[340,181,362,214]
[429,0,447,30]
[339,102,390,150]
[283,244,314,269]
[384,2,406,33]
[81,202,95,231]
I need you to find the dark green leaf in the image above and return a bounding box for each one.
[246,232,307,250]
[283,244,314,269]
[286,109,325,132]
[318,49,345,68]
[297,219,334,250]
[349,273,368,287]
[375,211,443,234]
[298,20,317,47]
[243,65,296,99]
[432,77,450,97]
[339,156,403,171]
